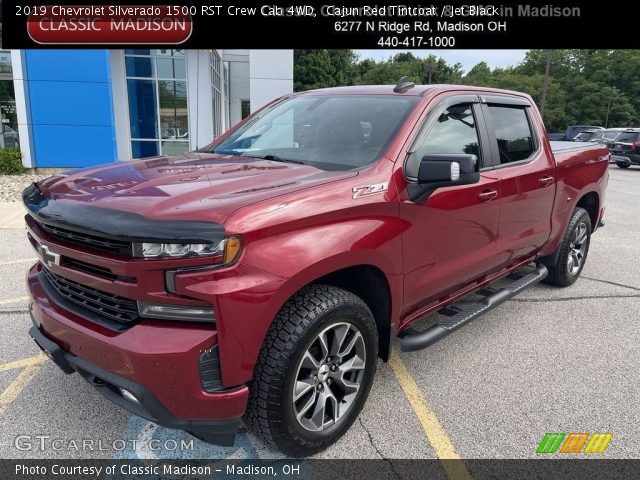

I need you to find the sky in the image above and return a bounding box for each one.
[356,50,529,73]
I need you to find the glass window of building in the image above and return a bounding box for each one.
[211,51,223,138]
[124,49,189,158]
[241,100,251,119]
[223,61,230,131]
[0,50,19,151]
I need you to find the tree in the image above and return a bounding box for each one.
[293,49,640,129]
[293,50,357,91]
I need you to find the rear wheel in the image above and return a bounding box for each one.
[245,284,378,456]
[616,162,631,168]
[544,207,591,287]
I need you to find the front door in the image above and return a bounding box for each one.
[398,97,502,317]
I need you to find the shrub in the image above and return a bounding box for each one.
[0,149,26,175]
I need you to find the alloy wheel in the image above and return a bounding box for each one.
[567,222,588,276]
[292,322,366,432]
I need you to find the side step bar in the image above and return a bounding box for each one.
[400,265,548,352]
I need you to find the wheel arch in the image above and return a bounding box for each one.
[575,191,599,232]
[269,254,400,363]
[311,265,393,361]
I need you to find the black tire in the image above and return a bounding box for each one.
[616,162,630,169]
[544,207,591,287]
[245,284,378,457]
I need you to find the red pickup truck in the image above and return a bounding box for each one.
[24,83,609,456]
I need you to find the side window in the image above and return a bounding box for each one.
[486,106,535,164]
[408,104,481,177]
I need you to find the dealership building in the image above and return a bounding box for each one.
[0,49,293,169]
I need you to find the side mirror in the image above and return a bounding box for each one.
[417,154,480,187]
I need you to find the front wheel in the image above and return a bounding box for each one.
[544,207,592,287]
[245,285,378,457]
[616,162,631,169]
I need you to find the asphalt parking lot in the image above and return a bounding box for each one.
[0,165,639,464]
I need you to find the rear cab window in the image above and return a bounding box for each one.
[485,105,536,165]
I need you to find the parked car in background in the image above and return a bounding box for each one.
[548,125,604,141]
[610,129,640,168]
[598,128,629,148]
[574,130,601,142]
[568,125,604,140]
[574,128,630,145]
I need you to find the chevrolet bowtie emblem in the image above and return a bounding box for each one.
[37,243,61,269]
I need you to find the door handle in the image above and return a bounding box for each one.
[538,175,554,186]
[478,189,498,202]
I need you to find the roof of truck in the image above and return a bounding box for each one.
[299,85,435,96]
[297,84,531,98]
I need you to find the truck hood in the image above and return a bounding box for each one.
[37,153,357,224]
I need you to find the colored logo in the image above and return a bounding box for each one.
[537,432,612,454]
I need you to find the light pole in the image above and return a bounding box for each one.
[540,49,553,121]
[605,96,612,128]
[425,62,437,84]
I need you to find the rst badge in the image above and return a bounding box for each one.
[37,243,61,269]
[352,182,389,199]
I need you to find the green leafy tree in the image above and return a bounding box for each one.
[293,50,357,91]
[293,49,640,130]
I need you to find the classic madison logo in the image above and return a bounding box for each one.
[536,432,612,454]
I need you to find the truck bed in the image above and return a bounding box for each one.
[550,140,602,154]
[550,140,609,165]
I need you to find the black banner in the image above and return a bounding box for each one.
[2,459,640,480]
[1,0,639,49]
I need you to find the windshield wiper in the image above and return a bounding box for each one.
[246,154,304,165]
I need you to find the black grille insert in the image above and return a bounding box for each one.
[39,223,132,256]
[42,268,139,325]
[64,258,136,283]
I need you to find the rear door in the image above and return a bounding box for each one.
[480,96,556,267]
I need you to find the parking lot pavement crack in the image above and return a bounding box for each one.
[511,294,640,303]
[581,275,640,292]
[357,417,401,479]
[0,309,29,315]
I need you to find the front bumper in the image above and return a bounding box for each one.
[27,264,248,446]
[28,324,241,445]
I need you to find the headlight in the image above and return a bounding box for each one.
[133,236,242,264]
[138,301,215,322]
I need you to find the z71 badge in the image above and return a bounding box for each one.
[352,182,389,199]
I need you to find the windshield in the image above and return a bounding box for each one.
[615,132,640,142]
[210,95,419,170]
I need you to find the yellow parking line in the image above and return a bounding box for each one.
[0,353,47,372]
[0,258,37,266]
[0,365,41,415]
[390,350,472,480]
[0,296,30,305]
[0,354,47,416]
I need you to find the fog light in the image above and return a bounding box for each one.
[119,388,140,405]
